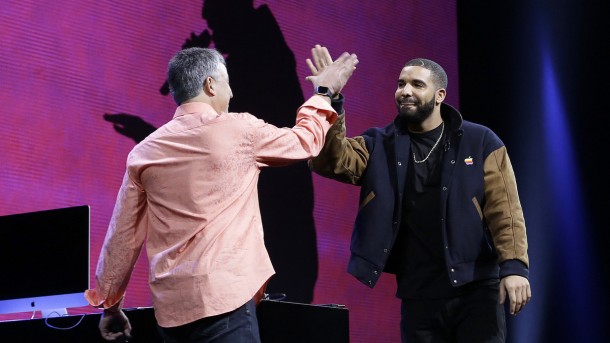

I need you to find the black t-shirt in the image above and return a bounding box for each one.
[393,123,456,299]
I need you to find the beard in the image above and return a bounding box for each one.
[397,96,435,125]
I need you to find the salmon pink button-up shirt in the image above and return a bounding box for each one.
[85,96,337,327]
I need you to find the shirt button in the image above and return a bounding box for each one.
[383,248,388,253]
[451,268,455,272]
[453,280,458,283]
[451,160,455,164]
[442,186,447,191]
[398,161,402,166]
[373,270,378,275]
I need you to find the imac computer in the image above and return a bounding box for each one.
[0,205,90,317]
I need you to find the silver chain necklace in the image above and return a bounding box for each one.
[412,122,444,164]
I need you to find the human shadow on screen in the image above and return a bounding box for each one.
[103,113,157,143]
[104,0,318,304]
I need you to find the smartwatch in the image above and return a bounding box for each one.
[315,86,334,98]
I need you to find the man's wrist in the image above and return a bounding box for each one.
[101,296,125,314]
[103,306,122,314]
[330,93,345,114]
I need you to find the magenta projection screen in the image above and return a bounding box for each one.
[0,1,458,341]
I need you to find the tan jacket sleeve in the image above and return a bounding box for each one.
[308,113,369,185]
[483,146,529,267]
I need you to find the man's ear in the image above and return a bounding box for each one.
[436,88,446,104]
[204,77,215,96]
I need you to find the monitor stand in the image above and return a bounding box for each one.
[41,308,68,318]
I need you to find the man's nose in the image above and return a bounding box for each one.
[400,84,412,96]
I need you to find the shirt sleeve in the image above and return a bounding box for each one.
[84,170,148,311]
[252,96,338,168]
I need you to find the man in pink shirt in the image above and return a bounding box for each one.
[85,46,358,342]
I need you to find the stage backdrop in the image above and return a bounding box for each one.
[0,1,458,341]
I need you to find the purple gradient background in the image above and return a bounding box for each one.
[0,1,457,341]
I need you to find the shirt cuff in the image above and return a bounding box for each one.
[499,259,529,279]
[84,288,125,312]
[331,93,345,115]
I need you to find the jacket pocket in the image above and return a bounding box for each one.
[359,191,376,211]
[471,196,483,221]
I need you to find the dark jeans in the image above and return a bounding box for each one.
[157,299,261,343]
[400,283,506,343]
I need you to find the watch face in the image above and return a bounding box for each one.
[316,86,331,96]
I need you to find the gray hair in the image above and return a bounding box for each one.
[167,47,226,105]
[404,58,448,90]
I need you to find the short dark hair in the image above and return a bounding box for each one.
[167,47,226,105]
[404,58,448,90]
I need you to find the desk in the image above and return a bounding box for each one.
[257,300,349,343]
[0,301,349,342]
[0,307,160,342]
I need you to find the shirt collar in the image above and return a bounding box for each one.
[173,102,219,120]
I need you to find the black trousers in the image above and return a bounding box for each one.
[157,299,261,343]
[400,283,506,343]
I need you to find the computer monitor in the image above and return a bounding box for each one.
[0,205,90,317]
